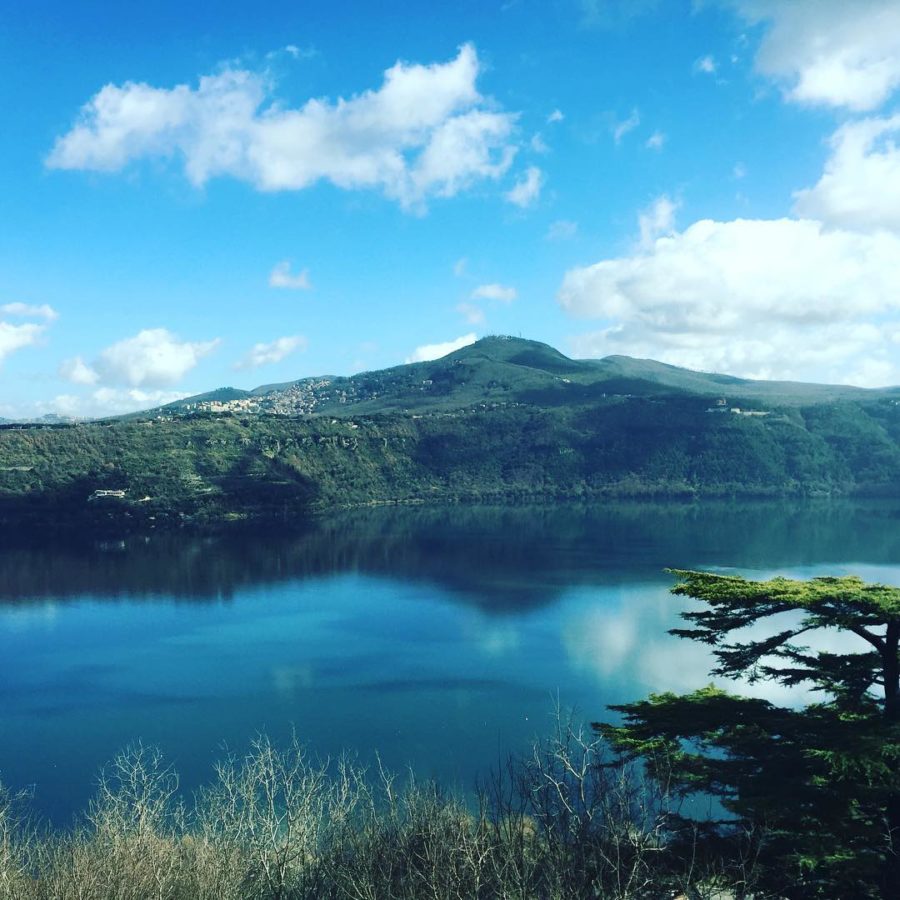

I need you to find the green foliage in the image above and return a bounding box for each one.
[596,571,900,898]
[4,337,900,533]
[164,337,900,417]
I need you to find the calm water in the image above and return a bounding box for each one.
[2,500,900,824]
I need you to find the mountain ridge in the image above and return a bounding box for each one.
[5,335,900,533]
[144,336,895,421]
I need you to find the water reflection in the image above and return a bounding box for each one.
[4,500,900,607]
[1,499,899,825]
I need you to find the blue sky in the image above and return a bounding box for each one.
[3,0,900,417]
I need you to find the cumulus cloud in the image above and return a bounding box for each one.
[58,356,100,385]
[406,333,477,363]
[547,108,564,123]
[559,216,900,385]
[0,302,57,365]
[47,44,518,211]
[269,260,312,290]
[41,388,191,419]
[1,302,58,321]
[61,328,220,388]
[504,165,543,207]
[99,329,219,386]
[234,334,307,370]
[0,322,44,365]
[793,114,900,233]
[728,0,900,111]
[645,130,666,150]
[471,283,517,303]
[693,55,717,75]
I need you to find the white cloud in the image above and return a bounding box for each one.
[48,388,190,418]
[638,194,678,247]
[120,388,189,409]
[612,108,640,144]
[645,130,666,150]
[1,302,58,321]
[51,332,215,420]
[793,114,900,233]
[70,328,220,388]
[406,333,477,363]
[729,0,900,111]
[0,322,44,365]
[547,108,564,123]
[471,283,517,303]
[453,257,468,277]
[456,302,486,325]
[0,302,58,365]
[504,165,543,207]
[59,356,100,385]
[546,219,578,241]
[269,260,313,290]
[733,162,747,179]
[47,44,518,211]
[234,334,307,370]
[693,55,717,75]
[559,216,900,385]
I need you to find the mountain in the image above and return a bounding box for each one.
[589,355,896,404]
[4,336,900,533]
[150,336,897,420]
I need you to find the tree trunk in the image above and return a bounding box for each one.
[881,622,900,900]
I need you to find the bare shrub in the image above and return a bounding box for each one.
[194,733,331,900]
[0,721,764,900]
[322,761,494,900]
[0,783,35,900]
[28,743,186,900]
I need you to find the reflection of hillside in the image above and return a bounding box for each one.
[2,500,899,609]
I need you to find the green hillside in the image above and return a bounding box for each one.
[591,354,895,404]
[3,337,900,532]
[153,336,898,420]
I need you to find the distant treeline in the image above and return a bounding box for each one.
[2,393,900,532]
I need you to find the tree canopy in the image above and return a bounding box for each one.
[595,570,900,899]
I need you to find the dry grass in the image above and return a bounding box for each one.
[0,723,763,900]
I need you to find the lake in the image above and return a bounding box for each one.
[2,499,899,824]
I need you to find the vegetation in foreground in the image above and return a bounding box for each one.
[1,729,750,900]
[597,571,900,899]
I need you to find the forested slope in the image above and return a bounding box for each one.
[3,387,900,532]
